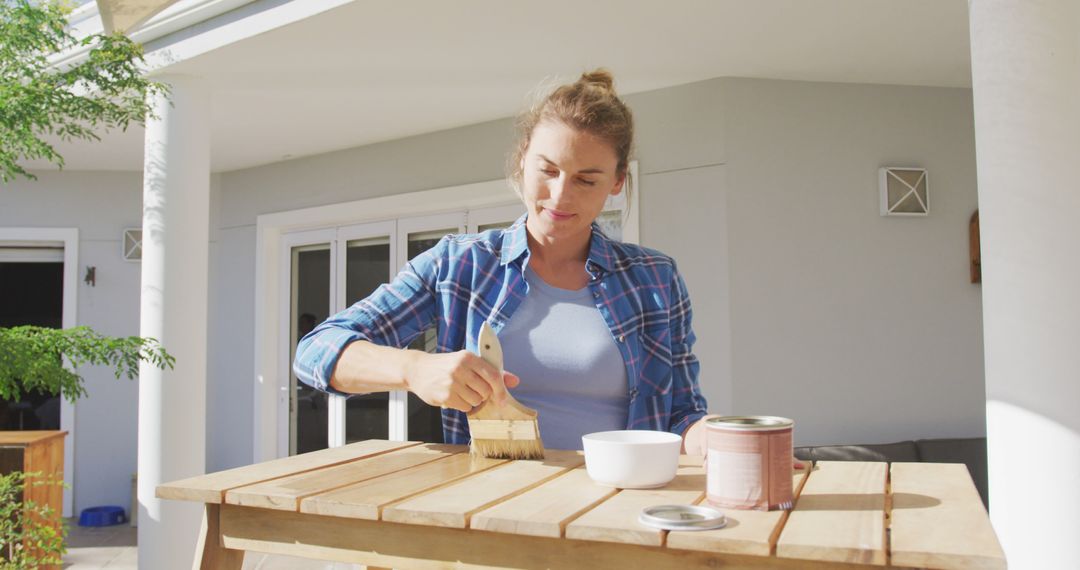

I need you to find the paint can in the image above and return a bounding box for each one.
[705,416,794,511]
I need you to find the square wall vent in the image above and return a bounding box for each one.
[122,228,142,262]
[879,167,929,216]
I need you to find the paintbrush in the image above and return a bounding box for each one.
[467,321,545,459]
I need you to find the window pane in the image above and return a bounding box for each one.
[406,229,454,443]
[344,237,391,443]
[345,237,390,305]
[291,245,330,455]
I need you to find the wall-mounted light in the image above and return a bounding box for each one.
[879,167,929,216]
[84,266,96,287]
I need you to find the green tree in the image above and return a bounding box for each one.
[0,326,174,404]
[0,472,66,568]
[0,0,165,182]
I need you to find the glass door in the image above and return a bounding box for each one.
[0,247,64,431]
[284,229,335,456]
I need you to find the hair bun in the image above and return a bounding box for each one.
[578,69,616,93]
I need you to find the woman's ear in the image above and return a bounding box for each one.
[610,173,626,196]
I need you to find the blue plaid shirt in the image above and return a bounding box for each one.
[293,214,708,444]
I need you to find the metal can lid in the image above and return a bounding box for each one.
[639,504,727,531]
[705,415,793,431]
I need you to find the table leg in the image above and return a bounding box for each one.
[194,503,244,570]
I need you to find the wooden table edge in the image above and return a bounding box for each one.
[215,502,913,570]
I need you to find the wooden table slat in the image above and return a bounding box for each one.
[775,461,888,566]
[225,444,463,510]
[667,461,813,556]
[565,456,706,547]
[889,462,1006,570]
[156,439,420,503]
[382,449,583,528]
[300,450,507,519]
[471,468,619,538]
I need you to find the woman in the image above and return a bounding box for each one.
[293,70,712,453]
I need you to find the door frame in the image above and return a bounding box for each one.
[0,227,79,517]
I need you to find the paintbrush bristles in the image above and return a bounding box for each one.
[467,415,545,459]
[470,437,546,460]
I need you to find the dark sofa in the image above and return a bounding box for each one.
[794,437,988,507]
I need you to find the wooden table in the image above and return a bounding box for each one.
[158,440,1006,569]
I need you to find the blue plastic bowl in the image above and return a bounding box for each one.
[79,506,126,527]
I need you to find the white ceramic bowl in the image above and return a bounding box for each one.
[581,430,682,489]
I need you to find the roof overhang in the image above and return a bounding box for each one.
[35,0,973,174]
[97,0,181,34]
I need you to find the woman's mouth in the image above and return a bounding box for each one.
[544,208,574,221]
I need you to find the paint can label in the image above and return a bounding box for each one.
[705,416,794,511]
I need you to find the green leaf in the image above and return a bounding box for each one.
[1,0,168,183]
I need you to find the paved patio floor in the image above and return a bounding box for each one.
[62,519,364,569]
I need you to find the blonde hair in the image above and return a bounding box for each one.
[508,69,635,200]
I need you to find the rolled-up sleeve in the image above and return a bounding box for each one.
[292,238,444,395]
[666,263,708,435]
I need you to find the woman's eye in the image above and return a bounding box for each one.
[542,169,559,177]
[579,179,597,187]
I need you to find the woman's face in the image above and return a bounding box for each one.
[520,121,624,246]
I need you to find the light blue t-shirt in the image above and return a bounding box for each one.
[498,266,629,450]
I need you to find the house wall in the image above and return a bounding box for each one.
[214,76,984,469]
[723,79,984,445]
[0,76,986,509]
[0,172,143,513]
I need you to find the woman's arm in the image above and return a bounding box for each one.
[293,236,514,412]
[329,340,516,412]
[666,263,710,437]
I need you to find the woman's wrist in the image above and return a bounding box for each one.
[399,348,421,391]
[331,341,415,393]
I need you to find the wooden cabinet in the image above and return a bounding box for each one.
[0,430,67,569]
[0,430,66,501]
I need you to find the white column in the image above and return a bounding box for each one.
[969,1,1080,568]
[137,75,211,570]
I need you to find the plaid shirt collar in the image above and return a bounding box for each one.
[499,213,616,277]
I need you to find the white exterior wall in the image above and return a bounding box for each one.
[724,79,984,445]
[0,77,986,509]
[0,172,143,513]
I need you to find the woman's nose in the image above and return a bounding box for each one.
[548,174,570,197]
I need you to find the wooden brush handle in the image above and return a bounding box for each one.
[468,392,538,420]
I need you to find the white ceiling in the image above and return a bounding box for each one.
[35,0,972,173]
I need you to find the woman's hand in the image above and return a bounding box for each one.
[404,350,520,412]
[682,414,721,455]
